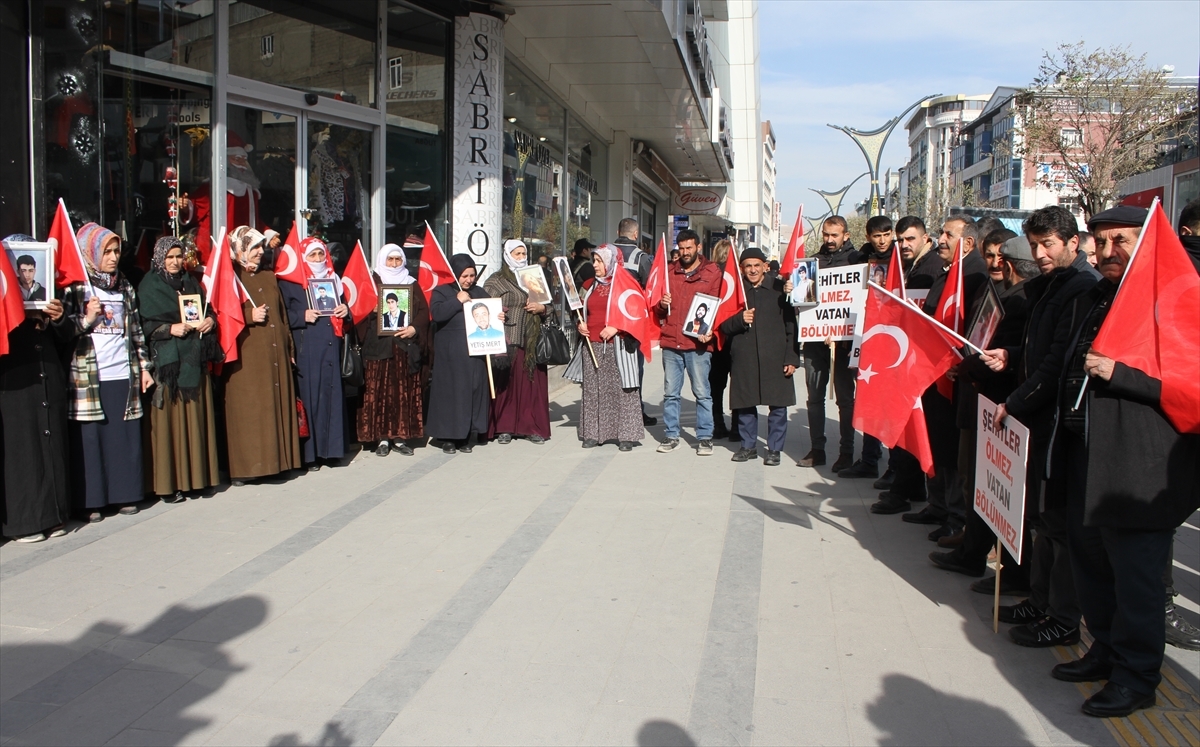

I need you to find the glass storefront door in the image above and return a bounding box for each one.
[306,119,373,268]
[227,104,296,241]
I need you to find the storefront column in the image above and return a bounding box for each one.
[211,0,229,240]
[607,130,633,239]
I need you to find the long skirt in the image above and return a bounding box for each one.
[71,380,144,509]
[146,378,221,495]
[578,342,643,444]
[488,347,551,439]
[356,355,423,442]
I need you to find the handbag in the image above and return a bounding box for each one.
[341,335,364,389]
[535,311,572,366]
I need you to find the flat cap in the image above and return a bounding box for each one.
[739,247,768,263]
[1087,205,1147,231]
[1001,235,1034,262]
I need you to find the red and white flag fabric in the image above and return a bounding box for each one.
[46,199,90,289]
[712,244,747,347]
[932,239,964,399]
[417,223,457,304]
[644,233,670,312]
[885,240,906,298]
[1091,203,1200,433]
[778,205,805,277]
[0,245,26,357]
[606,255,656,361]
[200,229,247,366]
[273,222,307,287]
[341,241,378,325]
[853,285,962,474]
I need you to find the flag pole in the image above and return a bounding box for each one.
[869,281,984,355]
[1071,197,1158,411]
[992,539,1003,634]
[59,199,96,298]
[662,233,670,316]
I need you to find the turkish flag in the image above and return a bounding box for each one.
[897,397,935,476]
[853,286,962,474]
[779,205,805,277]
[885,240,906,297]
[200,228,246,366]
[644,233,670,312]
[417,222,457,304]
[46,199,90,289]
[273,221,307,287]
[341,241,378,325]
[712,245,747,348]
[0,246,26,357]
[932,240,963,399]
[1092,203,1200,433]
[606,258,656,361]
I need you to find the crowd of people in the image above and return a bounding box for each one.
[2,201,1197,719]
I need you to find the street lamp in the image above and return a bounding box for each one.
[828,94,939,216]
[809,172,869,218]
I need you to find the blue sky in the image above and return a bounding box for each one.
[759,0,1200,223]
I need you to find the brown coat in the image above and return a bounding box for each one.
[221,267,303,479]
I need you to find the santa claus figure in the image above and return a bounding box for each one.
[178,131,279,263]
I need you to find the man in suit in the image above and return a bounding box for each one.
[381,293,406,330]
[315,285,336,312]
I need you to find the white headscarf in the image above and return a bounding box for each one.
[300,236,342,294]
[374,243,414,285]
[503,239,528,272]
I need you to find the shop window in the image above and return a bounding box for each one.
[567,115,606,247]
[502,65,566,264]
[225,104,296,239]
[1,0,31,236]
[307,121,372,257]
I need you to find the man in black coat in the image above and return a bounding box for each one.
[613,217,656,425]
[1043,206,1200,718]
[718,248,798,467]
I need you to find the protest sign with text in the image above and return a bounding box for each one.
[974,395,1029,564]
[796,263,869,345]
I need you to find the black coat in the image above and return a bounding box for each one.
[957,279,1030,424]
[718,276,799,409]
[906,248,942,290]
[280,281,345,462]
[425,283,489,441]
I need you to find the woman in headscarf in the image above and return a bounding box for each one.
[64,223,154,521]
[355,243,430,456]
[425,254,494,453]
[575,245,644,451]
[278,237,348,470]
[222,226,302,485]
[482,239,551,445]
[0,235,72,542]
[138,237,222,502]
[708,238,735,440]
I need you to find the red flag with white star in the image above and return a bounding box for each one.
[0,245,26,357]
[644,233,670,312]
[712,244,746,348]
[416,222,457,304]
[341,241,378,325]
[932,239,964,399]
[606,253,656,361]
[779,205,805,277]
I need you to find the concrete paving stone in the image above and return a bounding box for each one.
[577,705,691,747]
[478,663,609,746]
[125,669,282,739]
[754,632,843,702]
[374,702,490,747]
[202,714,331,747]
[749,696,850,747]
[103,727,189,746]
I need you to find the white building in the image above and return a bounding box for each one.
[900,94,990,218]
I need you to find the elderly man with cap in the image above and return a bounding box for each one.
[717,247,798,466]
[178,132,279,263]
[1039,205,1199,717]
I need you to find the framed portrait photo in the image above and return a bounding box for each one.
[682,292,719,339]
[552,256,583,311]
[178,294,203,328]
[868,261,889,289]
[967,280,1005,351]
[4,240,54,310]
[515,265,553,305]
[377,284,413,334]
[307,278,340,316]
[463,297,506,356]
[788,258,819,307]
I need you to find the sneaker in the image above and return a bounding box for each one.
[870,494,911,514]
[996,599,1043,625]
[902,507,942,525]
[837,459,878,478]
[497,433,513,444]
[731,447,758,462]
[1166,604,1200,651]
[696,440,713,456]
[764,450,781,466]
[375,440,391,457]
[1009,615,1080,648]
[928,550,985,577]
[797,449,825,467]
[13,533,46,543]
[873,468,895,490]
[830,454,854,472]
[657,438,681,453]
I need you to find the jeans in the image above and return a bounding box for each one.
[737,406,788,451]
[803,341,856,455]
[661,349,713,440]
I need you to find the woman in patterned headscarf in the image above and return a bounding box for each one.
[575,244,644,451]
[64,223,154,521]
[138,236,222,502]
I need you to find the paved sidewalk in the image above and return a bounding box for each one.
[2,363,1197,746]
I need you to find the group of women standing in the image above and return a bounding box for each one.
[1,229,564,544]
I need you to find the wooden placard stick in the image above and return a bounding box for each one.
[992,539,1003,634]
[828,337,837,400]
[574,309,599,369]
[485,354,496,399]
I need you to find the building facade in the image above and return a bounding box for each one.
[899,93,988,220]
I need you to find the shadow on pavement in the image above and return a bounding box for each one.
[637,719,697,747]
[268,721,353,746]
[867,673,1034,746]
[0,595,267,745]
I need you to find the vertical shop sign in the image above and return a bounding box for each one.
[453,14,504,280]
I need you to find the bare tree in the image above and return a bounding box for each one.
[1017,42,1197,218]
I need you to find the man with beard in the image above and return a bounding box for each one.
[982,228,1018,291]
[178,131,279,263]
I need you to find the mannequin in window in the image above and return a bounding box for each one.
[309,126,367,231]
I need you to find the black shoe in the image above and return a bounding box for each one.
[1010,615,1080,648]
[902,507,942,525]
[870,495,911,514]
[164,491,187,504]
[838,460,879,478]
[1166,604,1200,651]
[1081,682,1155,718]
[996,599,1043,625]
[970,574,1031,597]
[873,468,895,490]
[642,414,657,426]
[928,550,985,577]
[528,434,546,445]
[798,449,825,467]
[442,443,457,454]
[231,479,246,488]
[459,443,473,454]
[497,433,513,444]
[830,454,854,472]
[394,442,414,456]
[731,447,758,462]
[764,450,780,466]
[375,441,391,457]
[1052,652,1113,682]
[618,441,635,452]
[582,439,599,449]
[927,524,953,542]
[308,464,322,472]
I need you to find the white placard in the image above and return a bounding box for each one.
[796,263,868,343]
[464,298,506,356]
[974,395,1029,564]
